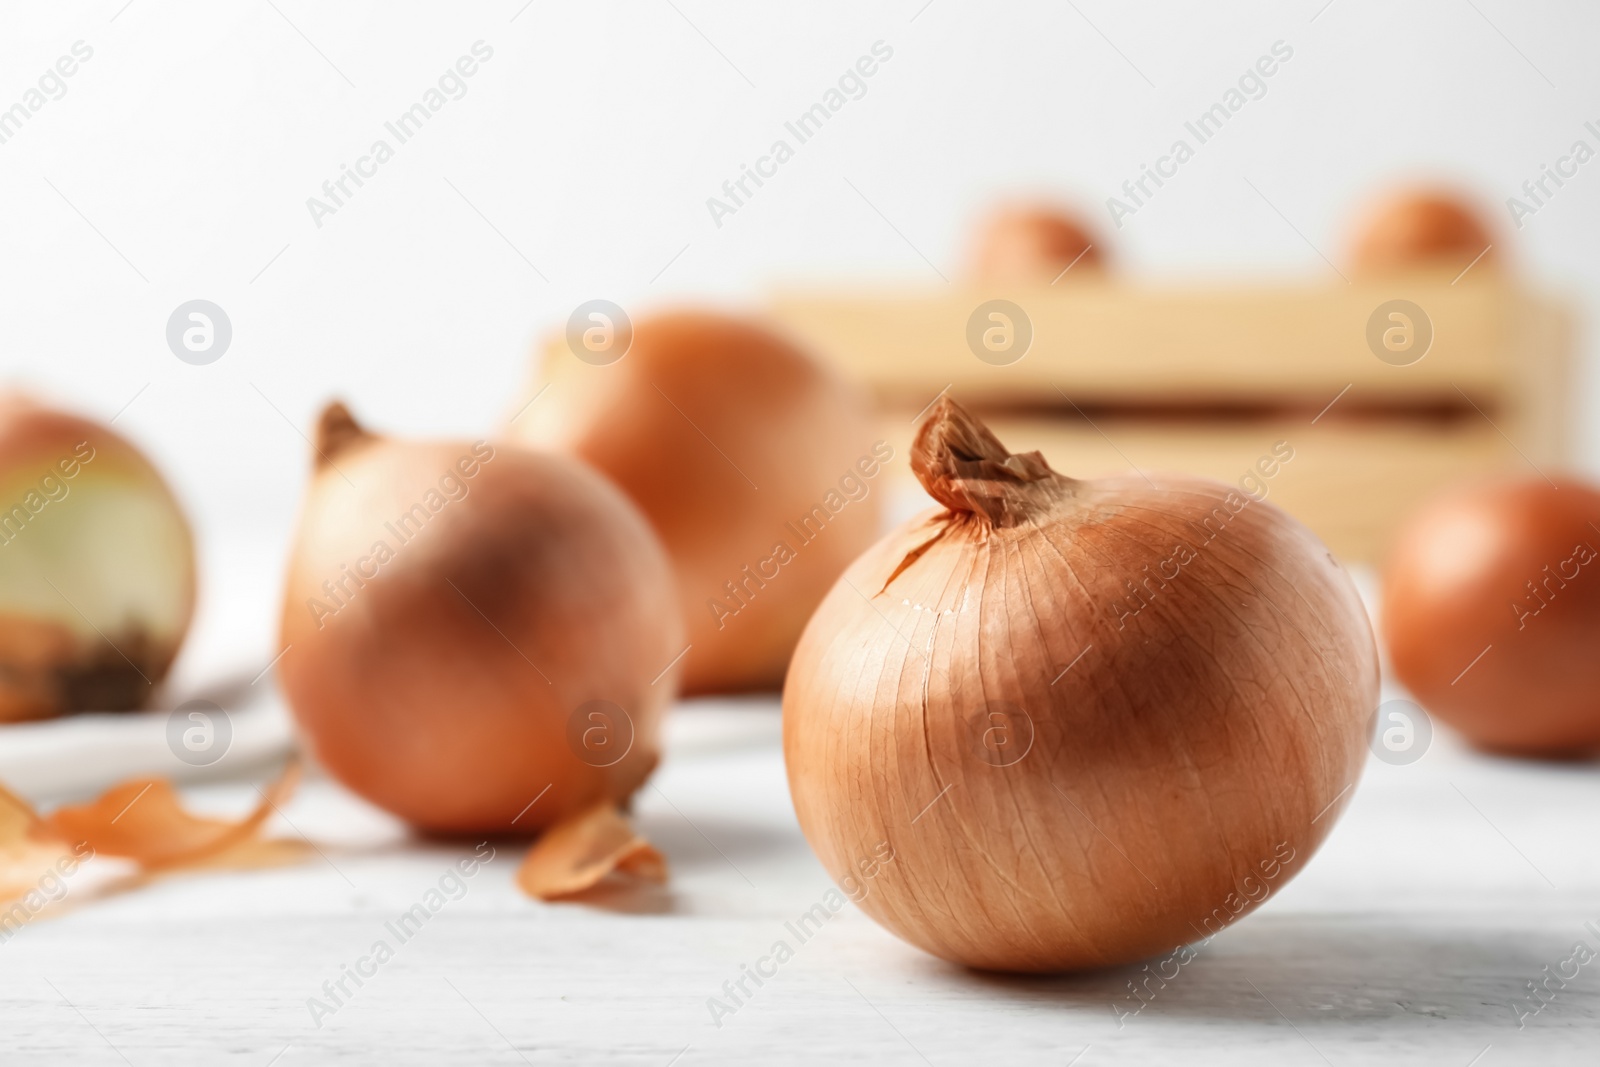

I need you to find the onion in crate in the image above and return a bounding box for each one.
[1347,186,1498,275]
[969,203,1103,285]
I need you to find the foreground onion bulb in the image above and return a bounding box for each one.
[1347,187,1497,275]
[508,311,881,694]
[783,398,1378,972]
[0,393,195,721]
[279,403,681,834]
[969,203,1103,285]
[1383,477,1600,756]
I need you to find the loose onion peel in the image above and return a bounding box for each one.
[0,781,70,903]
[44,760,301,869]
[515,802,667,900]
[0,761,303,919]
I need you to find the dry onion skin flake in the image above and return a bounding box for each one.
[783,398,1378,972]
[279,403,682,838]
[1,761,303,926]
[516,801,667,900]
[1,780,74,903]
[44,760,301,870]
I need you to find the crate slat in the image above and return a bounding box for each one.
[772,278,1538,406]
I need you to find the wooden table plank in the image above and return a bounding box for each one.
[3,693,1597,1064]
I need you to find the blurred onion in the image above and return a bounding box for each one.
[969,203,1103,285]
[1383,476,1600,756]
[0,393,194,721]
[279,402,681,834]
[508,311,881,694]
[1347,187,1498,275]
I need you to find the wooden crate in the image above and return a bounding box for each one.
[770,276,1574,563]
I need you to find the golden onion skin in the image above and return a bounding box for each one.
[279,404,681,835]
[783,399,1377,972]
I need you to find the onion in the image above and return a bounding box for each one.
[1382,476,1600,756]
[1347,187,1497,275]
[783,398,1378,972]
[0,393,195,721]
[278,402,681,834]
[969,203,1103,285]
[507,311,881,694]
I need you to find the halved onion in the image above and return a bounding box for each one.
[0,394,195,721]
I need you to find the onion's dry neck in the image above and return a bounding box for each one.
[314,401,373,469]
[910,396,1076,527]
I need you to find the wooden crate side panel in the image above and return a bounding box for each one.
[771,281,1523,405]
[874,415,1512,564]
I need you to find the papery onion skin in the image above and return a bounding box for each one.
[279,403,681,835]
[783,398,1377,972]
[1347,187,1497,275]
[1382,477,1600,756]
[0,393,195,721]
[970,204,1103,285]
[507,311,881,695]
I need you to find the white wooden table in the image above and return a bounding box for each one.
[4,687,1598,1066]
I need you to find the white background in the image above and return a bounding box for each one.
[2,0,1597,666]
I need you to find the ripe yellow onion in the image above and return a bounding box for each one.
[0,393,195,721]
[508,311,881,694]
[1382,476,1600,755]
[278,403,681,834]
[783,398,1378,971]
[969,203,1104,285]
[1347,186,1498,276]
